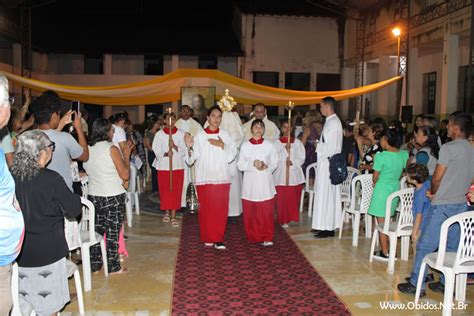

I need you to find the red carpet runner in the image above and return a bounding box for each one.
[172,215,350,315]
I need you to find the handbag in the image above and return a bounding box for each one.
[322,134,347,185]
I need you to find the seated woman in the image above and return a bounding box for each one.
[356,123,384,173]
[11,130,82,315]
[83,118,133,274]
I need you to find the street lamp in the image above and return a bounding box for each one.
[392,27,401,75]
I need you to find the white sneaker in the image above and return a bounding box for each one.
[204,243,214,247]
[214,242,226,250]
[281,224,289,228]
[261,241,274,247]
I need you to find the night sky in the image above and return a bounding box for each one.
[29,0,344,56]
[31,0,241,55]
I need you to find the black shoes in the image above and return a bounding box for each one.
[313,230,335,238]
[397,282,426,297]
[428,281,445,293]
[404,273,434,283]
[214,242,226,250]
[397,280,444,297]
[373,250,389,259]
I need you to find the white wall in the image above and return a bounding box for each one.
[47,54,84,74]
[179,56,198,69]
[241,14,340,82]
[408,46,443,115]
[218,56,238,76]
[112,55,144,75]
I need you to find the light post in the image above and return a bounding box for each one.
[392,27,404,120]
[392,27,401,75]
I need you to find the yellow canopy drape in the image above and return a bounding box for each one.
[2,69,402,106]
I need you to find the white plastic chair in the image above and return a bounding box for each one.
[11,261,84,315]
[399,175,408,189]
[338,174,374,246]
[299,162,317,217]
[80,177,89,198]
[369,187,415,274]
[341,167,360,223]
[415,211,474,316]
[65,260,85,315]
[341,167,360,205]
[125,165,140,227]
[79,197,109,292]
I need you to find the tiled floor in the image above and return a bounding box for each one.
[63,195,474,315]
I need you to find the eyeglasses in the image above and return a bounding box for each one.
[1,96,14,107]
[47,142,56,152]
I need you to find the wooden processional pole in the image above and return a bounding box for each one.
[166,107,173,192]
[285,101,295,186]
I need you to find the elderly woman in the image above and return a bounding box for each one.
[11,130,82,315]
[83,118,133,274]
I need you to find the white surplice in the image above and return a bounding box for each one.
[175,118,203,137]
[238,139,278,202]
[205,111,244,216]
[187,128,237,185]
[242,116,280,143]
[151,129,187,171]
[175,118,203,206]
[273,138,306,186]
[311,114,343,231]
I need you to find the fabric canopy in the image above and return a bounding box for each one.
[2,69,402,106]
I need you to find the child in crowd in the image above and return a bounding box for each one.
[404,163,435,283]
[405,163,431,246]
[368,128,409,258]
[274,121,305,228]
[414,125,439,177]
[238,119,278,246]
[152,111,186,227]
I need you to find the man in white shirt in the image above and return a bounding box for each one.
[311,97,343,238]
[175,105,203,137]
[242,103,280,142]
[175,105,203,209]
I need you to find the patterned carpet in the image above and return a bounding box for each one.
[172,214,350,315]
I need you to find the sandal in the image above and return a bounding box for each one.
[162,214,171,223]
[110,267,128,275]
[171,218,179,227]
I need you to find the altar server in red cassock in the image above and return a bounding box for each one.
[238,119,278,246]
[184,106,237,250]
[273,121,306,227]
[152,112,186,227]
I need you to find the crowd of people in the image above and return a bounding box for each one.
[1,71,473,314]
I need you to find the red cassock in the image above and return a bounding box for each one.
[242,198,275,243]
[275,185,302,224]
[196,183,230,243]
[157,169,184,211]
